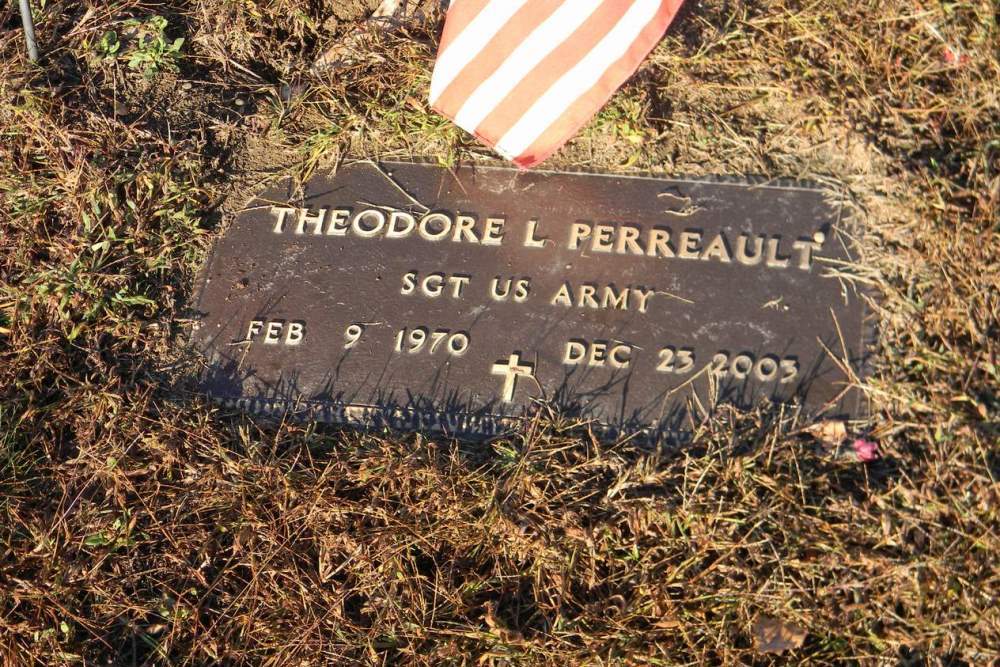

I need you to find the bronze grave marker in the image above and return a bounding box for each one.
[190,162,871,439]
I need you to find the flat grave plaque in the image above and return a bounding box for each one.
[190,162,871,439]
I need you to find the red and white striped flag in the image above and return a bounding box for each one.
[430,0,685,169]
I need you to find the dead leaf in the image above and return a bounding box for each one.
[231,525,253,555]
[482,601,524,643]
[373,0,402,18]
[804,419,847,447]
[753,616,806,654]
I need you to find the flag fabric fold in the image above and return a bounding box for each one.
[430,0,685,169]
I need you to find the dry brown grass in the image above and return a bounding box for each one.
[1,0,998,664]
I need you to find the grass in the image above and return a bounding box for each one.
[1,0,998,664]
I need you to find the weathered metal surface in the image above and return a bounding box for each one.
[190,161,871,440]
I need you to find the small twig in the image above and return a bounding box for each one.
[364,160,431,213]
[19,0,40,62]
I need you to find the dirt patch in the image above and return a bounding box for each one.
[327,0,383,22]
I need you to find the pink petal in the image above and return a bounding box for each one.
[852,438,880,462]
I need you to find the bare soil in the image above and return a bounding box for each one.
[328,0,383,21]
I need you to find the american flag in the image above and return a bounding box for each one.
[430,0,685,169]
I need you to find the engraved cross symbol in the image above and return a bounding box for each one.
[491,353,535,403]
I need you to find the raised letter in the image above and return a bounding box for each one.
[601,285,629,310]
[386,211,416,238]
[524,219,547,248]
[264,321,283,344]
[453,215,480,244]
[482,217,506,246]
[563,341,586,365]
[326,209,350,236]
[418,212,452,242]
[568,222,592,250]
[285,322,305,345]
[421,273,445,298]
[765,237,790,269]
[246,320,264,341]
[677,230,703,259]
[551,283,572,307]
[634,288,655,314]
[513,279,531,302]
[792,231,825,270]
[648,228,675,258]
[352,210,386,237]
[579,284,599,309]
[271,207,295,234]
[490,277,511,300]
[449,275,471,298]
[735,234,764,266]
[588,342,608,366]
[591,224,615,253]
[400,271,417,295]
[615,225,645,255]
[296,208,326,235]
[610,344,632,369]
[701,233,733,263]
